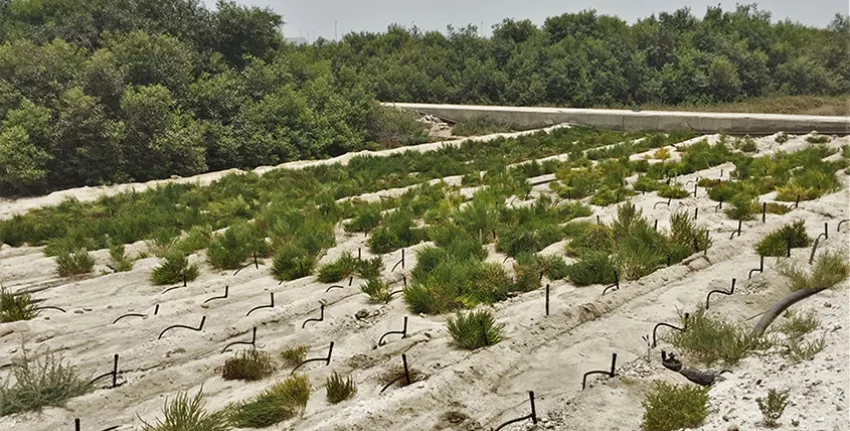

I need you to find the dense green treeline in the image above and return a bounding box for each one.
[0,0,846,197]
[307,5,848,107]
[0,0,427,197]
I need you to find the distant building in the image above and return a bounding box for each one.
[286,37,308,46]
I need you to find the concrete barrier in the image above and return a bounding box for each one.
[383,102,850,135]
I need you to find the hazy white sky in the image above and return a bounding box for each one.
[204,0,848,41]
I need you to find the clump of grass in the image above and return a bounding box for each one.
[755,220,811,257]
[446,309,505,350]
[207,222,269,270]
[344,204,383,234]
[271,244,317,281]
[108,242,134,272]
[280,345,309,367]
[757,388,789,428]
[668,308,771,366]
[565,223,613,257]
[0,286,38,323]
[724,193,759,220]
[227,374,310,428]
[777,310,819,339]
[222,349,276,381]
[151,249,200,285]
[783,335,826,362]
[653,148,671,160]
[516,253,570,280]
[778,250,849,291]
[764,202,791,215]
[0,347,92,416]
[805,134,830,144]
[55,248,95,277]
[140,388,231,431]
[360,278,392,303]
[774,132,789,144]
[317,251,359,283]
[567,251,617,286]
[356,256,384,279]
[737,138,758,152]
[640,381,710,431]
[657,184,690,199]
[325,371,357,404]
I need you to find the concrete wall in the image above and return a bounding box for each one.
[383,102,850,135]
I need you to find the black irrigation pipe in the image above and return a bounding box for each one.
[32,305,66,313]
[113,303,161,324]
[290,342,334,374]
[378,316,409,346]
[729,220,742,239]
[158,316,206,340]
[222,327,257,353]
[705,279,736,310]
[651,313,689,348]
[748,256,765,279]
[88,354,122,389]
[838,219,849,232]
[380,354,412,393]
[246,292,274,316]
[392,249,406,272]
[162,275,188,294]
[715,197,723,211]
[581,353,618,390]
[203,285,229,304]
[301,303,325,328]
[809,235,825,265]
[491,391,537,431]
[653,197,672,209]
[233,252,260,276]
[325,276,354,292]
[74,419,120,431]
[601,271,620,295]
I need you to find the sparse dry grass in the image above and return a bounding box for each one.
[140,388,231,431]
[280,345,309,367]
[0,347,92,416]
[325,371,357,404]
[227,374,310,428]
[222,349,276,381]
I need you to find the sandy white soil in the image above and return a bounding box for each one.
[0,132,847,431]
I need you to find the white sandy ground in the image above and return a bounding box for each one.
[0,132,847,431]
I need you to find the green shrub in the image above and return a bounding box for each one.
[657,185,690,199]
[325,371,357,404]
[805,134,830,144]
[280,346,309,367]
[706,181,740,202]
[640,381,710,431]
[667,210,712,258]
[589,186,633,206]
[724,193,759,220]
[360,278,392,303]
[151,249,200,286]
[510,262,542,293]
[402,284,440,314]
[774,132,789,144]
[446,309,505,350]
[367,210,423,254]
[207,222,269,270]
[366,106,429,147]
[271,244,317,281]
[779,250,849,291]
[496,223,562,257]
[567,251,617,286]
[738,138,758,152]
[755,220,811,257]
[757,389,789,428]
[519,253,570,280]
[764,202,791,215]
[140,388,231,431]
[356,256,384,279]
[0,347,92,416]
[0,287,38,323]
[317,251,359,283]
[228,374,310,428]
[633,175,661,192]
[565,224,613,257]
[668,308,771,366]
[614,224,667,280]
[55,248,95,277]
[344,205,383,234]
[173,224,214,255]
[43,229,96,257]
[222,349,276,381]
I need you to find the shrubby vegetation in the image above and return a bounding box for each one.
[141,389,230,431]
[227,374,310,428]
[446,309,505,350]
[668,308,771,366]
[0,286,37,323]
[0,347,92,416]
[0,0,844,196]
[755,220,811,257]
[325,372,357,404]
[641,381,710,431]
[222,349,275,381]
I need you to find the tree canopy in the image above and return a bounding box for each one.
[0,0,846,196]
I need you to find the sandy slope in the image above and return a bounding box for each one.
[0,133,847,431]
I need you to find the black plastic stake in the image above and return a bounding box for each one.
[694,207,698,221]
[748,256,765,279]
[730,220,742,239]
[823,222,828,241]
[222,327,258,353]
[380,354,413,393]
[158,316,206,340]
[651,314,689,348]
[301,303,325,329]
[290,342,334,374]
[378,316,409,346]
[693,183,698,198]
[392,249,406,271]
[795,195,800,208]
[491,391,538,431]
[654,219,658,231]
[203,285,229,304]
[602,271,620,295]
[154,304,160,315]
[89,354,122,388]
[358,248,362,260]
[786,236,792,258]
[705,279,736,310]
[545,284,550,317]
[581,353,618,390]
[246,292,274,316]
[762,202,767,223]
